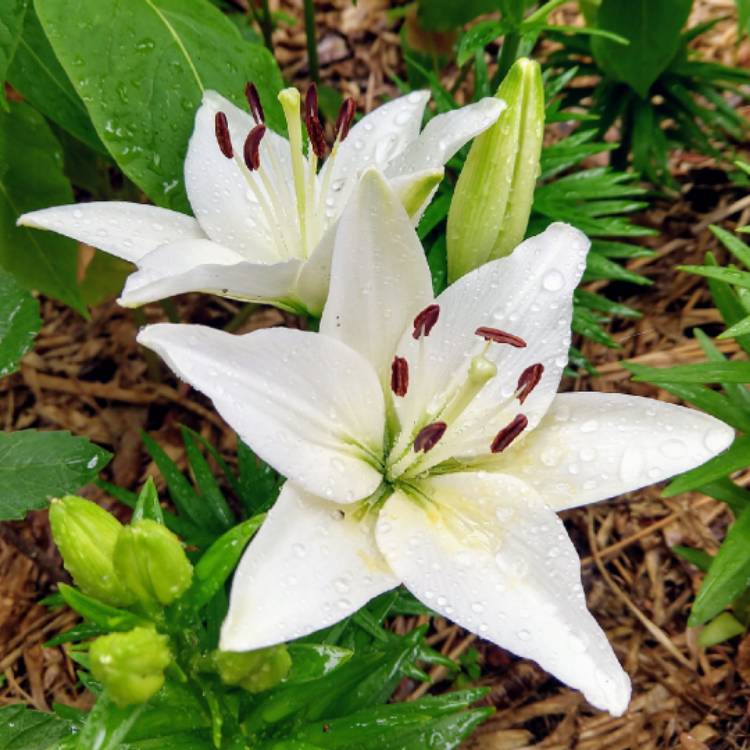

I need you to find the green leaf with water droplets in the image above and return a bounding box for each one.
[0,267,40,377]
[0,0,28,109]
[34,0,284,212]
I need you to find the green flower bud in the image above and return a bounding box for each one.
[49,496,135,607]
[113,519,193,608]
[447,57,544,282]
[90,626,172,707]
[214,645,291,693]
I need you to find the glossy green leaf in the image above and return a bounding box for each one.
[590,0,692,97]
[663,436,750,497]
[237,438,281,515]
[680,264,750,290]
[690,505,750,625]
[285,644,353,685]
[0,704,76,750]
[57,584,146,631]
[0,267,40,377]
[74,692,145,750]
[132,476,165,524]
[7,5,103,151]
[35,0,284,211]
[0,100,84,312]
[0,0,28,108]
[710,224,750,269]
[0,430,111,520]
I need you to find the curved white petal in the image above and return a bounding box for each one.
[138,324,385,503]
[384,97,506,177]
[222,482,398,651]
[320,169,433,383]
[375,473,631,715]
[17,202,204,263]
[318,91,430,229]
[118,239,302,308]
[185,91,297,263]
[295,221,337,317]
[490,392,735,511]
[390,223,589,468]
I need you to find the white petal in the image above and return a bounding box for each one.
[388,168,445,225]
[375,473,631,715]
[184,91,296,263]
[118,239,302,308]
[384,97,506,177]
[17,202,204,263]
[221,482,398,651]
[295,221,337,317]
[391,223,589,467]
[493,392,735,511]
[319,91,430,230]
[320,169,433,383]
[138,324,385,503]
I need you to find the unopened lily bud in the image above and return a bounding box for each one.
[214,645,291,693]
[113,519,193,607]
[447,58,544,282]
[49,496,135,607]
[90,626,171,707]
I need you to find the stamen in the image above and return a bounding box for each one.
[243,124,266,171]
[245,82,265,124]
[412,304,440,339]
[516,363,544,404]
[414,422,447,453]
[304,84,328,159]
[391,356,409,397]
[335,97,356,142]
[214,112,233,158]
[475,327,526,348]
[491,414,528,453]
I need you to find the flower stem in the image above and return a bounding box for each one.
[492,31,520,91]
[303,0,320,83]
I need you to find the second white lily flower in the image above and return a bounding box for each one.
[138,170,733,716]
[18,86,503,315]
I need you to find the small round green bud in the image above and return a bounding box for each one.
[90,626,172,707]
[49,496,135,607]
[469,353,498,385]
[214,645,291,693]
[113,519,193,607]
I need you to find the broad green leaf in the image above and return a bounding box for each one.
[0,430,111,520]
[0,704,76,750]
[0,0,28,108]
[417,0,499,31]
[0,266,40,377]
[664,436,750,497]
[690,505,750,625]
[0,100,84,312]
[79,251,132,307]
[590,0,692,97]
[7,5,103,151]
[35,0,284,211]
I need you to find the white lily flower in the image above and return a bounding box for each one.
[137,170,733,715]
[17,85,504,315]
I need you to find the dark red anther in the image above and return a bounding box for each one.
[214,112,233,159]
[304,83,328,159]
[516,363,544,405]
[335,97,356,142]
[412,304,440,339]
[490,414,528,453]
[245,82,265,124]
[243,124,266,171]
[391,356,409,397]
[475,327,527,348]
[414,421,447,453]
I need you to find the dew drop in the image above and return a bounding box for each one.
[542,269,564,292]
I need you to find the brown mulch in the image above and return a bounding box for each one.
[2,1,750,747]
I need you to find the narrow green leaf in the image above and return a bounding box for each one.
[237,438,281,515]
[285,644,353,684]
[718,314,750,340]
[74,692,145,750]
[132,476,164,524]
[57,584,146,631]
[35,0,284,211]
[629,361,750,383]
[698,611,745,646]
[698,477,750,516]
[664,436,749,497]
[0,430,111,520]
[692,328,750,414]
[673,545,712,572]
[680,264,750,290]
[0,267,40,377]
[0,100,84,312]
[690,505,750,625]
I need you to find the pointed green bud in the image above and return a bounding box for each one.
[391,168,445,220]
[447,58,544,282]
[49,496,136,607]
[90,626,171,707]
[113,519,193,608]
[214,645,291,693]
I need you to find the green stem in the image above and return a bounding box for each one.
[225,303,259,333]
[303,0,320,83]
[159,299,180,324]
[249,0,274,53]
[491,31,520,91]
